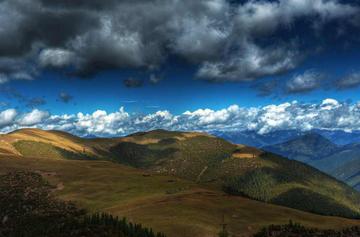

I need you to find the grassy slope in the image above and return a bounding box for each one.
[0,128,117,158]
[107,130,360,218]
[2,128,360,218]
[0,157,359,237]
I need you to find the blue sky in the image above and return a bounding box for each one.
[3,48,360,116]
[1,0,360,136]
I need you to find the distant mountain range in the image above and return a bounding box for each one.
[212,129,360,147]
[214,130,360,191]
[263,133,339,163]
[262,133,359,191]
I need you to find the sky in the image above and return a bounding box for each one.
[1,0,360,136]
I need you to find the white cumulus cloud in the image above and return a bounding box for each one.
[0,109,17,128]
[18,109,50,126]
[1,99,360,136]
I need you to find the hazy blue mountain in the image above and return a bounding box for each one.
[263,133,339,163]
[263,133,359,191]
[211,130,304,147]
[313,129,360,145]
[213,129,360,147]
[312,143,360,191]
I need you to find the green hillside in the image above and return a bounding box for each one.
[13,140,97,160]
[102,130,360,219]
[4,128,360,219]
[0,157,359,237]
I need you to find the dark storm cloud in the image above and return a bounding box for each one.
[336,72,360,90]
[0,0,359,82]
[38,0,119,10]
[123,78,144,88]
[196,41,304,81]
[0,1,99,57]
[58,92,73,103]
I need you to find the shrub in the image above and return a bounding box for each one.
[254,220,360,237]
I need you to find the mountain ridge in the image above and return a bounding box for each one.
[263,132,339,162]
[213,129,360,147]
[264,132,360,191]
[1,128,359,219]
